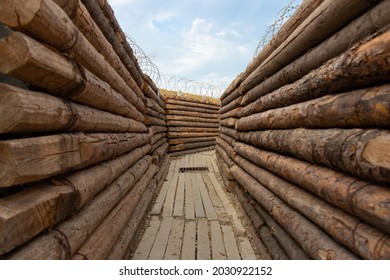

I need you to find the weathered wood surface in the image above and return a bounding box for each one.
[241,0,390,106]
[239,28,390,117]
[219,127,238,139]
[231,164,358,260]
[168,146,215,157]
[220,107,241,120]
[168,141,216,152]
[150,125,168,134]
[168,127,219,133]
[215,144,235,168]
[0,32,145,122]
[167,132,219,139]
[166,109,219,119]
[237,85,390,131]
[151,137,168,154]
[0,0,146,112]
[238,129,390,185]
[146,98,165,115]
[166,104,218,114]
[152,142,169,158]
[234,154,390,259]
[145,116,166,126]
[0,83,147,134]
[167,120,218,128]
[215,137,234,159]
[0,132,150,188]
[239,0,378,94]
[168,137,217,145]
[219,97,242,114]
[234,142,390,235]
[150,132,166,145]
[220,118,237,128]
[221,88,241,107]
[145,107,165,120]
[166,115,219,124]
[166,99,220,110]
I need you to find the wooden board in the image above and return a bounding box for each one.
[132,217,161,260]
[164,218,185,260]
[222,225,241,260]
[173,173,185,217]
[210,220,227,260]
[181,221,196,260]
[197,219,211,260]
[184,173,195,220]
[149,217,173,260]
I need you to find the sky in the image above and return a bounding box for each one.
[108,0,301,93]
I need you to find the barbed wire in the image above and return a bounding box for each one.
[253,0,299,59]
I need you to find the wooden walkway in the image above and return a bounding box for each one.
[131,150,258,260]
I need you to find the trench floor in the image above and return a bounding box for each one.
[131,150,259,260]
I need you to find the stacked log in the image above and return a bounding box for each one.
[218,0,390,259]
[0,0,167,259]
[163,90,220,157]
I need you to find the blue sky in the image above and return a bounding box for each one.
[108,0,301,91]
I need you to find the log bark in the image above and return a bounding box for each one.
[166,115,219,124]
[166,120,219,128]
[145,107,165,120]
[240,28,390,117]
[168,146,214,157]
[220,107,241,120]
[0,0,146,113]
[5,156,152,259]
[168,127,218,133]
[219,133,236,147]
[145,116,166,127]
[150,132,166,145]
[166,99,220,110]
[168,137,217,145]
[166,109,218,119]
[153,142,169,158]
[219,96,242,114]
[241,0,390,106]
[0,132,150,188]
[165,94,219,107]
[168,141,216,152]
[154,155,170,183]
[151,137,168,153]
[237,84,390,131]
[234,154,390,259]
[240,0,379,94]
[221,88,241,107]
[215,137,234,159]
[230,164,358,260]
[167,132,218,139]
[0,32,145,122]
[149,125,167,134]
[238,128,390,184]
[0,145,150,255]
[166,103,218,114]
[219,118,237,128]
[0,83,147,134]
[72,165,158,259]
[234,142,390,235]
[215,155,237,192]
[215,144,235,168]
[219,127,238,140]
[146,97,165,115]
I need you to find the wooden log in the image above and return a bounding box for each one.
[0,0,145,112]
[238,128,390,184]
[146,97,165,115]
[150,132,166,145]
[240,27,390,117]
[166,103,217,114]
[149,125,167,134]
[168,127,218,133]
[168,137,216,145]
[153,142,169,158]
[0,132,150,188]
[215,154,236,192]
[249,197,310,260]
[145,107,165,120]
[166,109,218,119]
[168,146,215,157]
[151,137,168,153]
[0,145,150,255]
[53,0,145,101]
[234,142,390,235]
[166,115,219,124]
[166,99,220,110]
[0,83,147,134]
[234,154,390,259]
[81,0,143,87]
[219,126,238,139]
[237,84,390,131]
[240,0,379,94]
[219,118,237,128]
[241,0,390,106]
[215,137,234,158]
[0,32,145,122]
[215,144,235,168]
[221,88,241,107]
[219,96,242,115]
[230,165,358,260]
[167,132,218,139]
[166,120,219,128]
[217,154,234,181]
[220,133,236,147]
[164,94,219,107]
[5,156,152,259]
[145,116,166,127]
[154,154,170,183]
[220,107,241,120]
[168,141,216,152]
[72,165,158,259]
[236,0,323,96]
[107,179,157,259]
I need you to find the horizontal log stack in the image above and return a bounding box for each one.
[218,0,390,259]
[0,0,168,260]
[163,90,220,157]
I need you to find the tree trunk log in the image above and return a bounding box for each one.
[166,103,218,114]
[168,146,214,157]
[230,164,358,260]
[166,99,219,110]
[145,116,166,127]
[238,128,390,184]
[215,137,234,159]
[166,120,218,128]
[168,141,216,152]
[168,127,218,133]
[219,127,238,140]
[166,109,218,119]
[145,107,165,120]
[220,118,237,128]
[215,144,235,168]
[237,84,390,131]
[167,132,218,139]
[0,132,150,188]
[219,96,242,114]
[146,98,165,115]
[168,137,217,145]
[166,115,219,124]
[220,107,241,120]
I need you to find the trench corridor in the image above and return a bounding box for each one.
[131,151,257,260]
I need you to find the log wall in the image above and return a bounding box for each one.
[217,0,390,260]
[0,0,168,259]
[163,91,220,157]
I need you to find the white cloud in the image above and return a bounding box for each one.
[109,0,136,6]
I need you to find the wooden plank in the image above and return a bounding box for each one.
[222,225,241,260]
[238,237,257,260]
[149,217,174,260]
[208,173,246,236]
[181,221,196,260]
[190,174,205,218]
[196,174,218,221]
[132,217,161,260]
[202,174,229,223]
[150,173,174,215]
[162,173,179,217]
[184,173,195,220]
[173,173,185,217]
[210,221,226,260]
[164,218,185,260]
[197,219,211,260]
